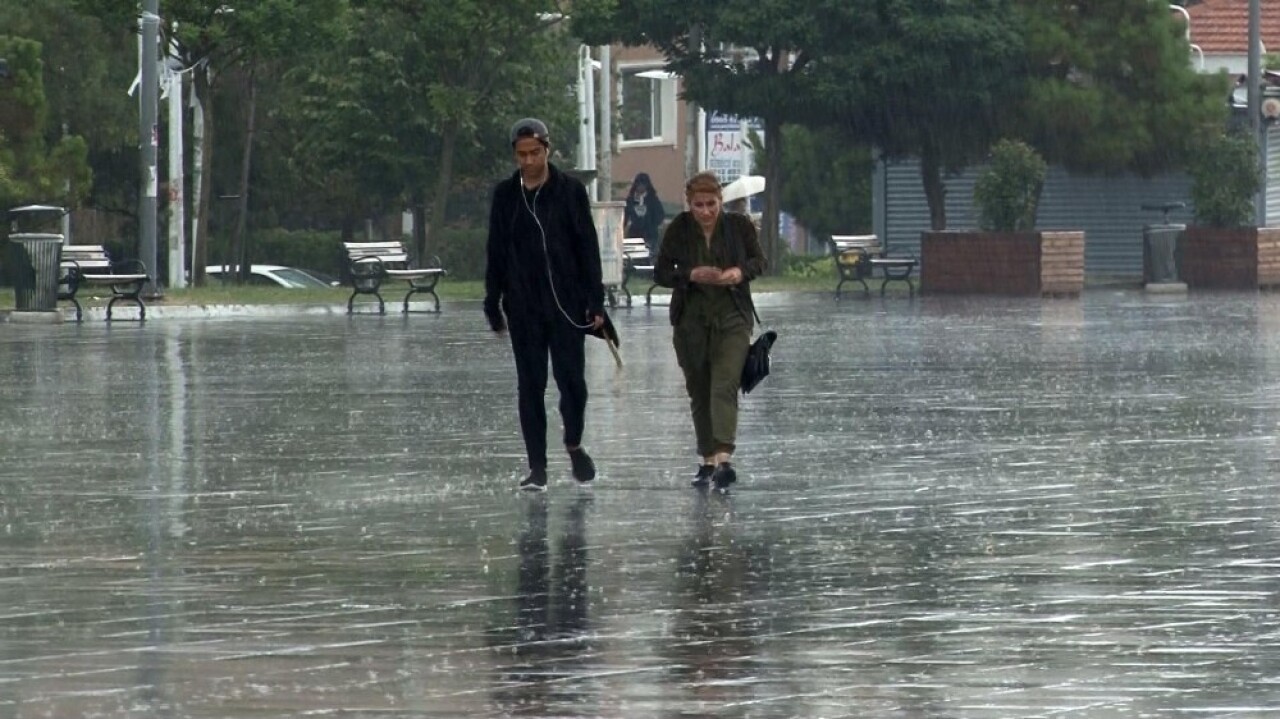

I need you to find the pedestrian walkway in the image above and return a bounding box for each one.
[2,291,1279,717]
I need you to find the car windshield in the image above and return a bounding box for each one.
[268,268,330,288]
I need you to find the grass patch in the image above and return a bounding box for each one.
[2,270,849,311]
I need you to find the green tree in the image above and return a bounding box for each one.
[574,0,825,271]
[812,0,1025,231]
[75,0,347,282]
[0,0,134,216]
[761,125,873,250]
[973,139,1047,232]
[1185,129,1261,228]
[0,35,92,210]
[294,0,578,261]
[1014,0,1229,176]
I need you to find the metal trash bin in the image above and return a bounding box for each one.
[1143,224,1185,284]
[9,232,63,311]
[1140,202,1187,285]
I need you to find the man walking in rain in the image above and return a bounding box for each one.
[484,118,606,491]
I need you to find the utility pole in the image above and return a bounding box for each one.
[1249,0,1264,225]
[140,0,161,296]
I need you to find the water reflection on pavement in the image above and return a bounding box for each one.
[2,292,1280,717]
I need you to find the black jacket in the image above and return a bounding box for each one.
[484,163,605,328]
[624,191,666,245]
[655,211,767,327]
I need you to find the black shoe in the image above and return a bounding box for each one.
[691,464,715,488]
[569,448,596,483]
[519,468,548,492]
[711,462,736,491]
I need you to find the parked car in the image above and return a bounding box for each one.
[204,264,334,289]
[297,268,341,287]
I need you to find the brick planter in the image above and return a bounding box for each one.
[921,230,1085,296]
[1180,226,1280,289]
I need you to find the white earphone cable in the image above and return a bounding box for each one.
[521,181,592,330]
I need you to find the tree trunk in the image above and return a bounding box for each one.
[921,144,947,231]
[230,69,257,283]
[423,122,458,263]
[192,69,215,285]
[763,118,784,274]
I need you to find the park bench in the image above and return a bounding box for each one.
[343,241,447,315]
[829,234,918,299]
[620,237,657,307]
[57,245,149,321]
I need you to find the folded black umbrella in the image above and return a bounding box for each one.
[585,310,622,366]
[740,329,778,394]
[585,309,619,345]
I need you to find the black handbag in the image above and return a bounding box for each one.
[740,305,777,394]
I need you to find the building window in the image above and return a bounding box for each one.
[620,67,674,144]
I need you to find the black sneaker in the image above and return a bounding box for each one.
[519,468,548,492]
[711,462,737,491]
[691,464,715,488]
[569,448,596,483]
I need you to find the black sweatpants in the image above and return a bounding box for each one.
[508,316,588,471]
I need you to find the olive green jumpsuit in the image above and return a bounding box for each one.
[657,212,766,458]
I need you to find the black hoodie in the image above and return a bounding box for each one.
[484,163,605,329]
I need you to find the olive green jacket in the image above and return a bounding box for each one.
[654,211,768,327]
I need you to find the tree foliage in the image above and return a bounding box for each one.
[761,125,873,248]
[0,34,92,210]
[1185,129,1262,228]
[1014,0,1229,175]
[292,0,578,258]
[973,139,1047,232]
[575,0,825,270]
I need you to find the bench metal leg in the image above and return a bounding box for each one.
[620,275,634,307]
[105,296,145,322]
[61,295,83,322]
[347,274,388,315]
[104,281,147,322]
[401,278,441,313]
[348,289,386,315]
[835,275,870,300]
[645,283,657,306]
[877,266,917,297]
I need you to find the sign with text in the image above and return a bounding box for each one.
[705,112,764,184]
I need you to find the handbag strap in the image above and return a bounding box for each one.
[723,213,764,329]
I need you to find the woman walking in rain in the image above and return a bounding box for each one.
[655,171,767,491]
[623,172,666,257]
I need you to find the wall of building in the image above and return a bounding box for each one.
[880,161,1194,279]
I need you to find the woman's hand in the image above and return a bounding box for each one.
[689,266,721,284]
[719,267,744,285]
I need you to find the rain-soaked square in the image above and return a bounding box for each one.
[3,291,1280,718]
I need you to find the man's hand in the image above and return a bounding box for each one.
[588,313,605,331]
[484,300,507,333]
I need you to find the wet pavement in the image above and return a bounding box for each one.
[3,290,1280,718]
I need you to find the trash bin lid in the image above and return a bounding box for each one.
[8,205,67,216]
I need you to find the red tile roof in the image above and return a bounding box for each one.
[1184,0,1280,54]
